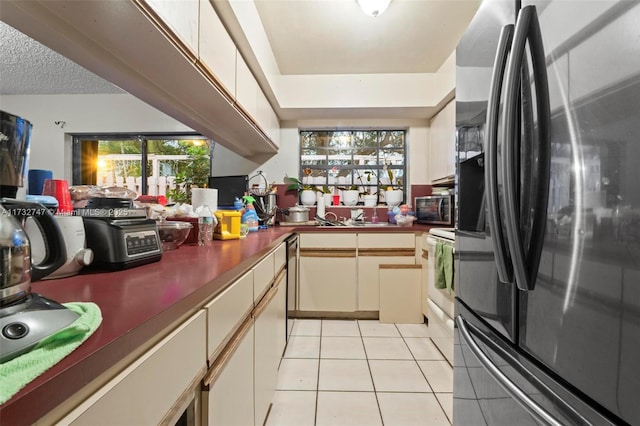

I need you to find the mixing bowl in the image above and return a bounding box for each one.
[157,221,193,250]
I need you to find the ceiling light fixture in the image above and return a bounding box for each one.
[357,0,392,17]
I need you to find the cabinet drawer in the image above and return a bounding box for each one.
[358,232,415,249]
[65,311,206,425]
[205,271,254,362]
[253,252,275,302]
[203,323,254,426]
[300,233,357,249]
[274,243,286,274]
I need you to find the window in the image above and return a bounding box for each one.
[72,134,212,201]
[299,130,406,203]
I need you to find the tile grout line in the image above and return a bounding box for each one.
[399,323,454,425]
[359,320,386,426]
[313,320,323,426]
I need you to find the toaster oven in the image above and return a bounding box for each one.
[415,195,453,225]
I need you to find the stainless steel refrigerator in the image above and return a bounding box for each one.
[454,1,640,424]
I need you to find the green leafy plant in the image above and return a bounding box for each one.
[321,185,333,194]
[167,144,210,203]
[286,177,315,192]
[383,166,402,191]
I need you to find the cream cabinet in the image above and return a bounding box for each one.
[202,246,287,426]
[145,0,199,56]
[429,100,456,182]
[203,321,254,426]
[299,233,357,312]
[357,233,416,311]
[61,312,206,425]
[236,55,259,120]
[358,255,415,311]
[379,265,424,323]
[254,251,275,302]
[198,0,236,97]
[253,279,282,426]
[204,270,254,363]
[274,271,287,356]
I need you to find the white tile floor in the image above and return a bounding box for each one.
[266,319,453,426]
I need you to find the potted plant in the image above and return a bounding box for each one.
[286,177,317,206]
[382,166,403,207]
[319,185,334,206]
[339,185,360,206]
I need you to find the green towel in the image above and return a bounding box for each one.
[435,242,454,295]
[0,302,102,405]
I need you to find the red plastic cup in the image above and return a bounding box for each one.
[42,179,73,214]
[332,195,340,206]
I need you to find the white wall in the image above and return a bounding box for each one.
[1,92,268,189]
[1,94,193,183]
[1,93,432,197]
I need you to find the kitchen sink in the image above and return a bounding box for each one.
[317,221,392,228]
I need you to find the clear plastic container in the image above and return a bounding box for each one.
[196,204,214,246]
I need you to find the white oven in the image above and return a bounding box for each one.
[425,228,455,364]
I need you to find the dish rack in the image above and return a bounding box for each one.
[248,171,277,225]
[248,171,272,197]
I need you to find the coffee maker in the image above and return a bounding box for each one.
[0,110,33,199]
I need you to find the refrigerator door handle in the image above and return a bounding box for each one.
[456,315,564,426]
[500,5,550,291]
[485,24,514,284]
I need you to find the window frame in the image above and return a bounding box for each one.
[298,129,407,203]
[71,133,212,195]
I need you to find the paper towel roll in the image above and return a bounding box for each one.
[316,191,325,219]
[191,188,218,212]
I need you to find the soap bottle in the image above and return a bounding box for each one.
[371,208,379,224]
[233,197,244,211]
[242,204,260,232]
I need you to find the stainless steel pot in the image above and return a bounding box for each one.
[283,205,309,223]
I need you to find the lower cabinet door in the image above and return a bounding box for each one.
[358,256,416,311]
[254,291,279,425]
[299,255,357,312]
[63,311,206,425]
[204,323,255,426]
[275,272,287,357]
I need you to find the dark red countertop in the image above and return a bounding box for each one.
[0,223,433,425]
[1,227,291,425]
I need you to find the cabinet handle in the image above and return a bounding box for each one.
[204,315,253,387]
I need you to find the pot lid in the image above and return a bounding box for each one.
[289,205,309,212]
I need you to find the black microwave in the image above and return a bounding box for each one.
[415,195,453,225]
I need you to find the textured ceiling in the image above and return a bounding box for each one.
[254,0,480,75]
[0,21,123,95]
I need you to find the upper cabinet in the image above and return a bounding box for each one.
[236,54,260,121]
[429,100,456,182]
[146,0,200,57]
[198,0,236,98]
[1,0,279,159]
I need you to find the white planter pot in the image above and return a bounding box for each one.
[363,194,377,207]
[385,189,403,207]
[323,193,333,206]
[300,190,316,206]
[342,190,360,206]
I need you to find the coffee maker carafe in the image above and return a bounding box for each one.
[0,199,80,363]
[0,110,33,198]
